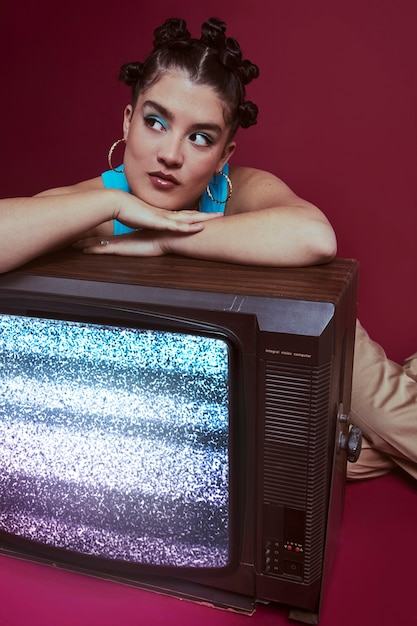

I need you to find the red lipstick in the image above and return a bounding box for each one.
[149,171,179,190]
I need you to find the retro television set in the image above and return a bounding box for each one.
[0,251,360,623]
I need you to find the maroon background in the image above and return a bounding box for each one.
[1,0,417,363]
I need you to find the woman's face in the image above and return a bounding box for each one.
[122,69,236,210]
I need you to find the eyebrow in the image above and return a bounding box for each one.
[143,100,224,135]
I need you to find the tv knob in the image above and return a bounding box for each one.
[339,425,362,463]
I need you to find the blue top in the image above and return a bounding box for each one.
[101,164,229,235]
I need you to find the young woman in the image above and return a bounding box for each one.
[0,17,336,275]
[0,17,415,481]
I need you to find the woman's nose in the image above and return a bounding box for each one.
[157,133,183,168]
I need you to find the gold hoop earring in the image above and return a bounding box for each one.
[205,170,233,204]
[107,138,126,173]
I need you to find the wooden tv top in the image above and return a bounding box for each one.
[8,249,359,305]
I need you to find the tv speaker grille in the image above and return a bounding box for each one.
[263,360,332,584]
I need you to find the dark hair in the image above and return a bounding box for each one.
[119,17,259,137]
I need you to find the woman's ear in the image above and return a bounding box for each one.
[218,140,236,171]
[123,105,133,139]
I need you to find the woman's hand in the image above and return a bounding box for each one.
[74,191,223,257]
[74,230,173,257]
[111,189,222,233]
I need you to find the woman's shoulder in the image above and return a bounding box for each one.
[229,165,288,185]
[35,176,104,197]
[227,165,298,214]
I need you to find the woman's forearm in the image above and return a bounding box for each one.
[0,191,116,273]
[163,206,337,266]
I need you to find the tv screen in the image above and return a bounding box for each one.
[0,311,233,571]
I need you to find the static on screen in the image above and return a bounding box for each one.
[0,314,230,568]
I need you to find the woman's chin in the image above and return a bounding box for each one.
[132,187,200,212]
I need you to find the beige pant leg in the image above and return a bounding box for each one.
[347,320,417,480]
[403,350,417,382]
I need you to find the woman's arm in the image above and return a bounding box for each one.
[80,167,337,267]
[175,166,337,266]
[0,190,113,273]
[0,183,218,274]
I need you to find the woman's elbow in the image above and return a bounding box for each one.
[319,233,337,263]
[309,222,338,265]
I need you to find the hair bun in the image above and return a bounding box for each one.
[222,37,242,69]
[201,17,226,47]
[119,62,144,87]
[239,59,260,86]
[153,17,191,48]
[238,101,259,128]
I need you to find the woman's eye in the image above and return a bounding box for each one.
[145,115,168,131]
[190,132,213,147]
